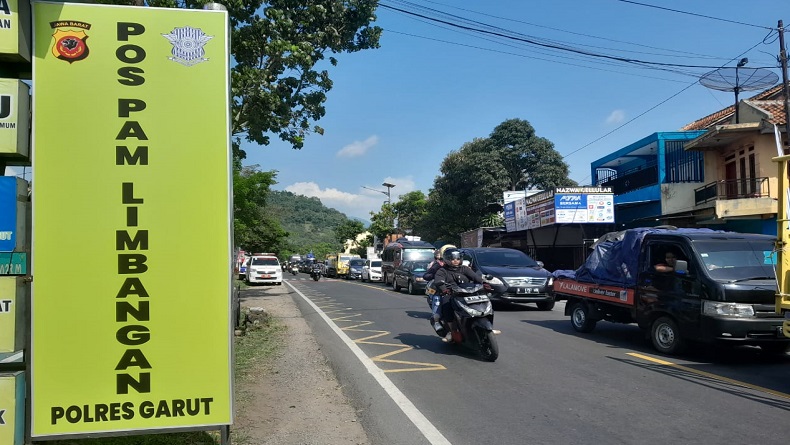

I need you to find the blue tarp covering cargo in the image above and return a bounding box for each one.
[553,227,717,287]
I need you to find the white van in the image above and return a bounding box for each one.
[245,254,283,285]
[362,259,382,282]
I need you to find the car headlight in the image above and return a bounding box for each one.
[416,277,425,282]
[486,276,504,286]
[702,301,754,317]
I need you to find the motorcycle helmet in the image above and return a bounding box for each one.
[442,248,462,263]
[438,244,457,257]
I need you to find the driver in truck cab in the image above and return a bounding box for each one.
[653,250,683,273]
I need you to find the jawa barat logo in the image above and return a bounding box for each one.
[50,21,91,63]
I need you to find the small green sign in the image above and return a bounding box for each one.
[0,253,26,275]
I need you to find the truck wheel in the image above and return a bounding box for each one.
[570,302,596,333]
[537,300,555,311]
[651,316,684,355]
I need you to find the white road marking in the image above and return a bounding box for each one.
[285,281,452,445]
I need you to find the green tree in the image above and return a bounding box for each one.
[233,165,290,252]
[368,202,396,242]
[422,138,505,242]
[489,118,577,190]
[393,191,427,234]
[334,219,365,245]
[422,119,575,242]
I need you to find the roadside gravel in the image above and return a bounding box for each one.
[233,282,370,445]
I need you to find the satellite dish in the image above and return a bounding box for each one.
[699,65,779,123]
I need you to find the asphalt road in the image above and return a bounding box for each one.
[284,275,790,445]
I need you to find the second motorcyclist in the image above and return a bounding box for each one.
[433,247,490,341]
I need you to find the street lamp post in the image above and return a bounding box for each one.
[362,185,391,205]
[381,182,395,206]
[362,182,397,238]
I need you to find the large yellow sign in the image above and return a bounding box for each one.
[32,2,231,437]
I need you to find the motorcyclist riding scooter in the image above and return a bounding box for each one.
[310,262,322,281]
[432,248,500,361]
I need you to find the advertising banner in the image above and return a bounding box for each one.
[0,177,17,251]
[554,193,614,223]
[0,277,25,354]
[0,79,30,158]
[0,0,31,62]
[0,371,26,445]
[0,252,25,275]
[32,2,231,437]
[514,197,528,231]
[503,201,516,232]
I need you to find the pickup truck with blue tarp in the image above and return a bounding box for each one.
[552,227,789,355]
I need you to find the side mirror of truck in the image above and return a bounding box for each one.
[675,260,688,275]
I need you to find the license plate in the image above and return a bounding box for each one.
[516,288,536,294]
[261,274,271,278]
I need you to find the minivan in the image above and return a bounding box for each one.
[381,238,436,286]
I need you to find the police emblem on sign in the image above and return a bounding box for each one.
[49,21,92,64]
[162,27,213,67]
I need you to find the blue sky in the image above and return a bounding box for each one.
[7,0,787,222]
[244,0,787,221]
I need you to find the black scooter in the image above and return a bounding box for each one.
[431,283,499,362]
[310,267,321,281]
[437,283,499,362]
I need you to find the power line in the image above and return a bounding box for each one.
[379,3,775,70]
[561,38,770,165]
[613,0,774,30]
[390,0,737,61]
[561,82,697,161]
[384,28,691,84]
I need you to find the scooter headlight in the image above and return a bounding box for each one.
[457,300,492,317]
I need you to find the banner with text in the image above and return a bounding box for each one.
[32,2,231,437]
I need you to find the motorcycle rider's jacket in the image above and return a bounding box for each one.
[423,259,444,281]
[433,265,484,292]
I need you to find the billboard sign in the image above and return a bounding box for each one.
[503,201,516,232]
[0,177,17,251]
[0,0,31,62]
[31,2,231,437]
[554,193,614,223]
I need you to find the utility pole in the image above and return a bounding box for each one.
[779,20,790,152]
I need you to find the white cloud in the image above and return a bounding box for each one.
[286,182,360,203]
[284,176,419,219]
[605,109,625,125]
[336,135,379,158]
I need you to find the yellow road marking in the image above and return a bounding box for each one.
[296,282,445,372]
[627,352,790,400]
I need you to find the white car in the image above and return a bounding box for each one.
[362,259,382,282]
[245,254,283,285]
